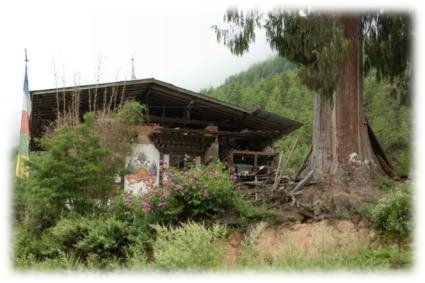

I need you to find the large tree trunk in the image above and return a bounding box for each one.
[310,14,383,184]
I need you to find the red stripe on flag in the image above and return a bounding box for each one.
[20,110,30,135]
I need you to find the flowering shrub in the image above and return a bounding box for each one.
[123,160,238,222]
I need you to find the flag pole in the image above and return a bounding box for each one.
[16,48,31,179]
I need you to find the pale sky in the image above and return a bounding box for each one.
[1,0,425,281]
[1,0,281,151]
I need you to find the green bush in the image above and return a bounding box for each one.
[48,216,92,256]
[114,100,145,126]
[377,176,396,192]
[13,213,149,269]
[19,101,145,231]
[233,197,281,227]
[22,113,118,229]
[13,225,57,262]
[74,217,128,260]
[370,183,412,243]
[161,161,236,220]
[151,222,227,270]
[338,247,412,270]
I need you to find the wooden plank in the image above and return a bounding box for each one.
[231,150,277,156]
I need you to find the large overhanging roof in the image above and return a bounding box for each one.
[30,78,302,139]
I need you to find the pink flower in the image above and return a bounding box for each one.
[162,175,171,186]
[183,171,190,178]
[175,184,183,190]
[157,202,168,208]
[140,201,151,213]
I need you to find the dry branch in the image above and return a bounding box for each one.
[290,170,314,207]
[272,138,299,191]
[294,145,312,180]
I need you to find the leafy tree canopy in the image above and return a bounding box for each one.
[213,8,411,101]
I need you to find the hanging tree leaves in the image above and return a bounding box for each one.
[213,9,348,98]
[213,8,411,101]
[363,13,412,104]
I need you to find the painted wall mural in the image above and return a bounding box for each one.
[124,143,160,195]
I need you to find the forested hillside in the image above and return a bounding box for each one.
[201,56,411,176]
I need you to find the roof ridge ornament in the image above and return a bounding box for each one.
[131,57,136,80]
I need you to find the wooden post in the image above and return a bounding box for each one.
[163,154,170,169]
[195,156,201,167]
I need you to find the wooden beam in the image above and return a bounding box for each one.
[231,150,277,156]
[149,115,234,128]
[154,127,281,137]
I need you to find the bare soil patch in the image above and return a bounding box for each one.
[220,219,380,266]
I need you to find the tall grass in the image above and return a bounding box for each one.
[151,222,227,271]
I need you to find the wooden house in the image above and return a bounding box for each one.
[30,78,301,192]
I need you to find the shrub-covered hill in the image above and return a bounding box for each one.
[201,56,411,176]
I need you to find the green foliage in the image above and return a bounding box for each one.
[151,222,227,270]
[377,176,396,192]
[204,56,411,176]
[356,203,375,220]
[214,9,349,97]
[264,10,348,98]
[337,247,412,270]
[214,9,411,101]
[22,114,117,229]
[13,101,150,270]
[122,160,276,225]
[233,198,281,227]
[364,13,412,106]
[14,251,87,271]
[267,247,412,270]
[114,100,145,126]
[364,72,411,175]
[13,225,54,262]
[364,13,412,85]
[370,183,412,243]
[71,217,128,262]
[12,179,26,226]
[238,222,267,266]
[213,8,262,56]
[19,101,145,231]
[213,8,412,180]
[14,213,151,269]
[202,58,313,176]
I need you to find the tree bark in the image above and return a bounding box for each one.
[310,14,383,184]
